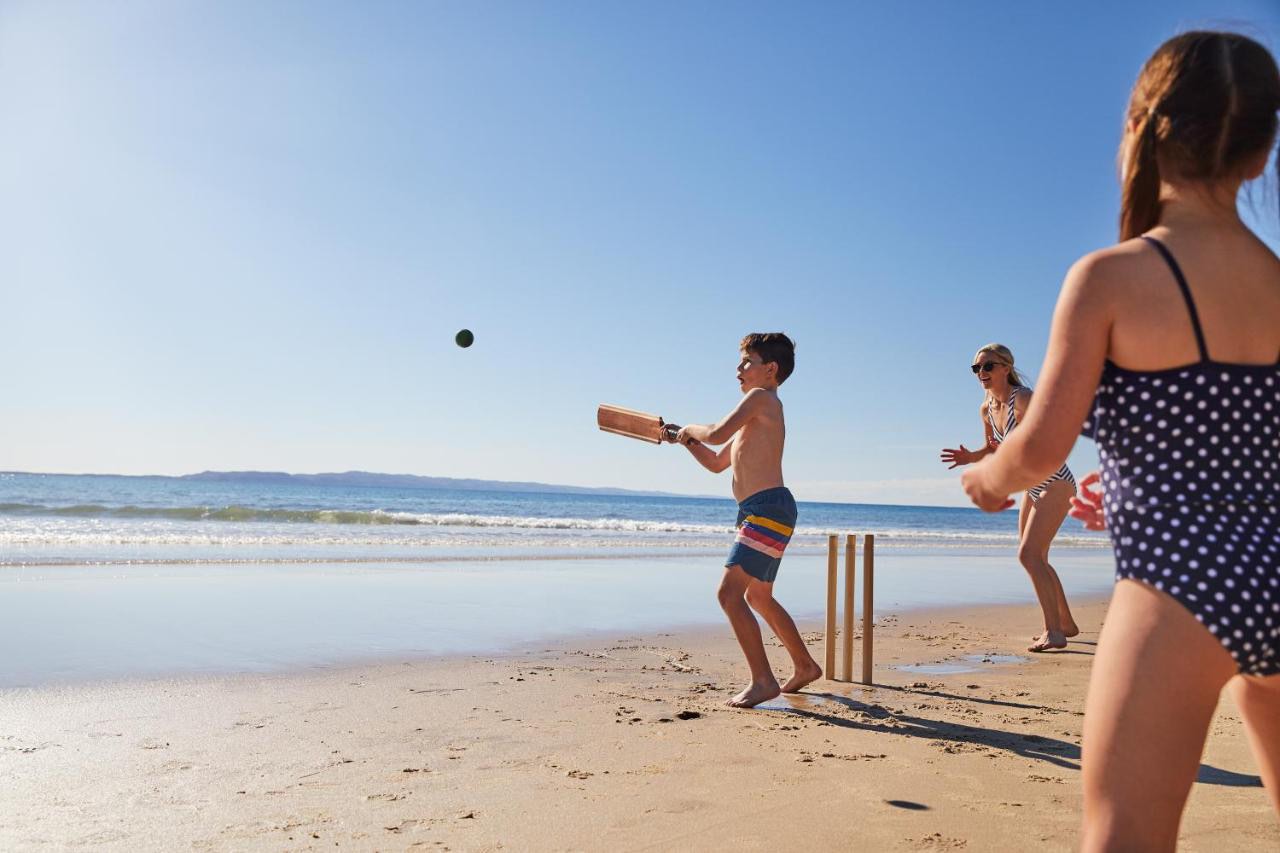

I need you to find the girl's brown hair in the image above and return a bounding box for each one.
[1120,32,1280,241]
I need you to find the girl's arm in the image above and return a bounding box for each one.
[962,254,1114,509]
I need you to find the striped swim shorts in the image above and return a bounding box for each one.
[726,486,797,583]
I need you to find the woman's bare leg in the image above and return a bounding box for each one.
[1080,580,1237,852]
[1040,481,1080,636]
[1018,480,1077,651]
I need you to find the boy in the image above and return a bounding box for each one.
[673,333,821,708]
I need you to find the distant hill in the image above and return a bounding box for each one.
[179,470,710,500]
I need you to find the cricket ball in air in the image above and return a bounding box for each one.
[455,329,474,348]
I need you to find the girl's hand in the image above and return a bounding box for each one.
[960,462,1016,512]
[1069,471,1106,531]
[939,444,973,469]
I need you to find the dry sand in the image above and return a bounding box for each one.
[1,599,1276,851]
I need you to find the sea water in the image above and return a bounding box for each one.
[0,473,1115,686]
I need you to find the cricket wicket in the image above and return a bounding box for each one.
[825,533,875,684]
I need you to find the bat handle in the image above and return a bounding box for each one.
[661,423,682,443]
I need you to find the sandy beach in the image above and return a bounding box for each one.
[2,597,1275,852]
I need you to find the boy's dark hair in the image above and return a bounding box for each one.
[740,332,796,384]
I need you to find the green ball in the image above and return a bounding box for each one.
[455,329,474,348]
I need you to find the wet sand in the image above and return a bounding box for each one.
[0,548,1115,687]
[1,598,1275,851]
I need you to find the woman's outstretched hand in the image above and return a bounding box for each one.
[1070,471,1106,531]
[940,444,974,469]
[960,462,1016,512]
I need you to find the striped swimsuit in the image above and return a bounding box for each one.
[989,387,1076,502]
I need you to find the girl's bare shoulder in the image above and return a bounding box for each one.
[1064,240,1153,295]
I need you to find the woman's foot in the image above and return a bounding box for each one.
[1057,607,1080,638]
[1028,630,1068,652]
[780,659,823,694]
[727,679,781,708]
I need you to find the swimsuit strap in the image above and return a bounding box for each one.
[987,389,1020,441]
[1141,235,1210,362]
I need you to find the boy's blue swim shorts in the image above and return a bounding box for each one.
[726,486,797,583]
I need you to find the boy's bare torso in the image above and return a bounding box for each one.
[729,390,785,502]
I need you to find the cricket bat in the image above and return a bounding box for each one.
[597,404,680,444]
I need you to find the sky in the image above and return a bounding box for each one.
[2,1,1278,506]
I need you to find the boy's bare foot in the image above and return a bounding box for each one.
[780,660,823,694]
[1028,630,1068,652]
[727,679,781,708]
[1062,618,1080,638]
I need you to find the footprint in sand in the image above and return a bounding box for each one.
[1027,774,1064,784]
[913,831,968,848]
[384,818,435,834]
[4,739,57,754]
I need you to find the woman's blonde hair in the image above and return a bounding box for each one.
[975,343,1027,391]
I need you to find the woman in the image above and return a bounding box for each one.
[941,343,1079,652]
[961,32,1280,851]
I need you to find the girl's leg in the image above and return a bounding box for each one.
[1081,580,1237,852]
[744,580,822,693]
[1227,674,1280,814]
[1019,480,1076,651]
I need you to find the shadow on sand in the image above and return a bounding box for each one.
[774,690,1260,787]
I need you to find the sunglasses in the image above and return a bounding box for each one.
[970,361,1005,374]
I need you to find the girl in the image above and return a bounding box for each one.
[961,32,1280,851]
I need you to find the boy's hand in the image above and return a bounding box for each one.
[674,427,701,447]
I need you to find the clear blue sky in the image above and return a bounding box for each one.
[3,1,1277,505]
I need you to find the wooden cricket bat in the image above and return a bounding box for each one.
[597,404,680,444]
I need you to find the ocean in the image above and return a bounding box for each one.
[0,473,1116,687]
[0,472,1109,567]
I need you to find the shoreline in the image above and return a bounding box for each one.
[0,540,1115,568]
[2,597,1275,851]
[0,539,1115,569]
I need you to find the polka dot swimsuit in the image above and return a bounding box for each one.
[1081,236,1280,676]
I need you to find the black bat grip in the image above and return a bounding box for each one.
[661,423,682,443]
